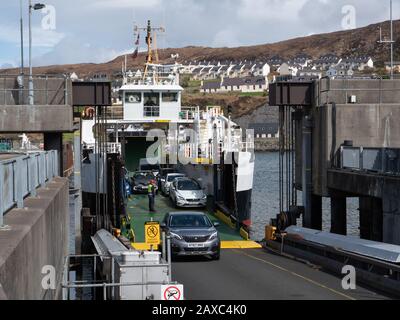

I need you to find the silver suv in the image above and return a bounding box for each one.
[161,212,221,260]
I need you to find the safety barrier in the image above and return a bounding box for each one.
[0,150,58,226]
[338,146,400,175]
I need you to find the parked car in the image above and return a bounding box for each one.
[169,177,207,208]
[157,167,176,189]
[161,212,220,260]
[161,173,186,196]
[131,171,158,194]
[138,159,160,176]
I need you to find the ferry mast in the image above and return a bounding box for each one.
[134,20,166,79]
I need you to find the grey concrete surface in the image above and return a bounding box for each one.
[0,177,69,300]
[0,77,72,106]
[0,105,73,133]
[327,169,400,244]
[319,79,400,105]
[173,248,389,300]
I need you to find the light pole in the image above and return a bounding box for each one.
[19,0,24,104]
[28,1,46,105]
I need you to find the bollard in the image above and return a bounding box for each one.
[167,235,172,283]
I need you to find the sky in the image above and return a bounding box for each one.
[0,0,398,68]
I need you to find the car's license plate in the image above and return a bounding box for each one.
[187,243,205,248]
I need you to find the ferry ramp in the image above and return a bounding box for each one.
[125,194,390,300]
[126,194,260,250]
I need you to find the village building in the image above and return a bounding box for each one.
[249,123,279,139]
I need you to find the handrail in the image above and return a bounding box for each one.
[0,74,69,106]
[336,146,400,176]
[0,150,59,226]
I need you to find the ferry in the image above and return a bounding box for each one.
[80,21,255,247]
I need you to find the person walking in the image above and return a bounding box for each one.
[148,180,156,212]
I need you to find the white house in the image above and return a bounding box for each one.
[297,68,322,79]
[252,62,271,77]
[278,63,299,76]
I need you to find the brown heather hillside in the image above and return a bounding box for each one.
[182,93,267,119]
[1,19,399,79]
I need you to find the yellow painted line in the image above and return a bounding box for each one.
[233,249,356,301]
[133,241,261,250]
[221,241,262,249]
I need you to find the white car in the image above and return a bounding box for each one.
[169,178,207,208]
[161,173,186,195]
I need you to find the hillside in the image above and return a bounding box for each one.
[0,19,398,78]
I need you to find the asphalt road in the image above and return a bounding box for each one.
[172,248,390,300]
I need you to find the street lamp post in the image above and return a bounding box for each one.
[28,0,46,105]
[19,0,24,105]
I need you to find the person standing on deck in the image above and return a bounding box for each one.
[148,180,156,212]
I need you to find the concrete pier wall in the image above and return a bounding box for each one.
[312,103,400,196]
[0,177,69,300]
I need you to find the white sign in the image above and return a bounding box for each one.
[161,285,184,301]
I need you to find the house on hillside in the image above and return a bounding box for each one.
[326,65,354,78]
[341,56,374,71]
[296,68,322,79]
[249,123,279,139]
[278,63,300,76]
[70,72,79,81]
[292,53,312,68]
[313,53,341,70]
[219,76,268,93]
[201,80,221,93]
[267,56,285,68]
[219,65,232,78]
[252,62,271,77]
[230,64,245,77]
[200,76,268,94]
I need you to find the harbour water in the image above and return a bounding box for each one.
[250,152,360,241]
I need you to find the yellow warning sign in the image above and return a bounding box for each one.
[145,221,161,245]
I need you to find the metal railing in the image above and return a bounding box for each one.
[0,74,69,105]
[0,150,59,226]
[180,106,199,121]
[337,146,400,176]
[84,143,122,154]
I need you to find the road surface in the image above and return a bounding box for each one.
[173,248,389,300]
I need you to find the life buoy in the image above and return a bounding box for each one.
[83,107,95,119]
[127,94,138,103]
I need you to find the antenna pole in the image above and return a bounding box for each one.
[377,0,395,79]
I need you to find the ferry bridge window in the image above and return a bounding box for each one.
[125,92,141,103]
[162,92,178,102]
[144,92,160,117]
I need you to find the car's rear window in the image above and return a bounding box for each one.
[167,174,185,182]
[170,215,212,228]
[177,180,201,190]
